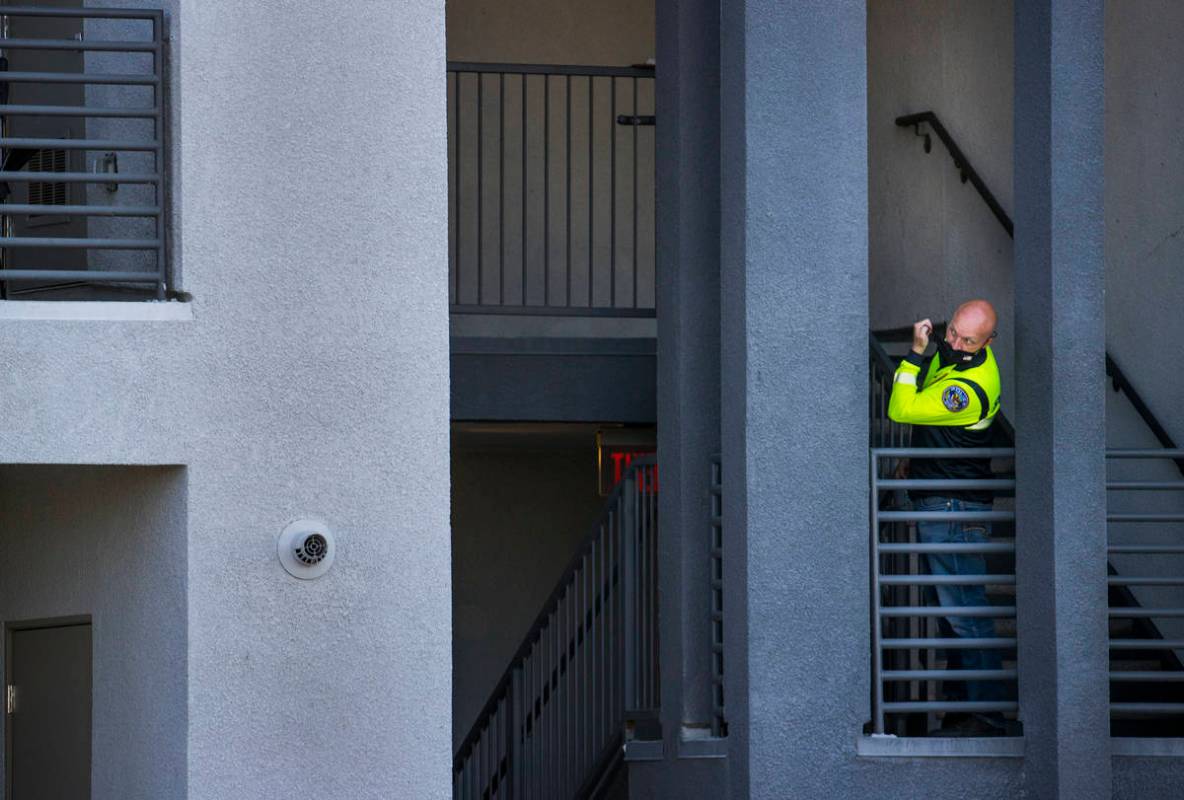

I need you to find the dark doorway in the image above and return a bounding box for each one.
[5,619,92,799]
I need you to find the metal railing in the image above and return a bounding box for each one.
[454,457,659,800]
[897,110,1163,470]
[709,454,726,737]
[447,62,655,317]
[870,332,912,449]
[0,6,169,299]
[870,447,1019,735]
[1107,449,1184,731]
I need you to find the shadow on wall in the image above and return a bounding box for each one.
[451,427,608,748]
[0,465,187,800]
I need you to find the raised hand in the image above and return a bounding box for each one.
[912,318,933,355]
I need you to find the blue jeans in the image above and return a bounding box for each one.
[914,496,1005,713]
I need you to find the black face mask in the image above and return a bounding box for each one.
[938,339,978,365]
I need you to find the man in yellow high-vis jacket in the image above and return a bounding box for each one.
[888,299,1007,737]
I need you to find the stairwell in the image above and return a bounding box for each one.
[874,328,1184,738]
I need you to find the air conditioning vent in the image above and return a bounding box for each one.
[294,533,328,565]
[27,148,68,211]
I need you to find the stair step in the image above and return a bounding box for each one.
[1110,660,1166,671]
[1110,619,1138,637]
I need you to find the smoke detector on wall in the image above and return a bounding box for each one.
[278,519,336,579]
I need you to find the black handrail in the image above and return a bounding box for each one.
[896,111,1013,237]
[1106,354,1184,474]
[896,109,1178,476]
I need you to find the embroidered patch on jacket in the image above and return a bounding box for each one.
[942,385,970,412]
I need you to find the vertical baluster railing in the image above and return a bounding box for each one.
[454,457,658,798]
[447,63,654,317]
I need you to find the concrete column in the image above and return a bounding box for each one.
[1014,2,1109,798]
[719,1,868,797]
[635,0,728,795]
[656,0,722,741]
[180,1,452,798]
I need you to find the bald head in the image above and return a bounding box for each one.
[947,299,997,354]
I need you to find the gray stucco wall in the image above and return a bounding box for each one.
[0,466,187,800]
[1113,756,1184,800]
[0,1,453,798]
[871,0,1184,441]
[868,0,1016,412]
[1013,3,1110,797]
[1102,0,1184,736]
[451,439,606,747]
[1105,1,1184,448]
[447,0,652,66]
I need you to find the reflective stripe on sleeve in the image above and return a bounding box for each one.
[966,416,995,431]
[894,371,917,386]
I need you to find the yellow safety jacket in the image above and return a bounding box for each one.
[888,346,1002,501]
[888,346,1001,429]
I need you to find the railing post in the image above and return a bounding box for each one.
[870,449,885,734]
[508,666,522,800]
[622,468,639,715]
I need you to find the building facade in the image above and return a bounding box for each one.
[0,1,1182,799]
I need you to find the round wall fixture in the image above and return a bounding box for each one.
[278,519,336,579]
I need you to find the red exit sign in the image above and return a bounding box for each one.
[596,429,657,496]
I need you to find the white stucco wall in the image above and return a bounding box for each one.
[0,1,452,798]
[0,466,187,800]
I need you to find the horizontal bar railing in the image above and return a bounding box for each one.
[0,6,163,20]
[1107,450,1184,730]
[0,6,169,299]
[0,37,156,52]
[454,457,658,800]
[0,104,159,117]
[870,447,1018,735]
[448,62,655,317]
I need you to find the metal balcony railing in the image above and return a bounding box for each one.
[454,457,659,800]
[709,454,726,737]
[870,447,1019,736]
[447,62,655,317]
[870,332,1018,736]
[869,333,913,449]
[1107,449,1184,734]
[0,6,169,300]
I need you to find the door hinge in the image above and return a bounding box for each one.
[6,685,15,714]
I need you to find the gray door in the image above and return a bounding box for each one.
[7,622,92,799]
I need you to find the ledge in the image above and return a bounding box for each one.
[678,736,728,759]
[0,300,192,322]
[857,734,1024,758]
[1112,738,1184,758]
[623,739,664,762]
